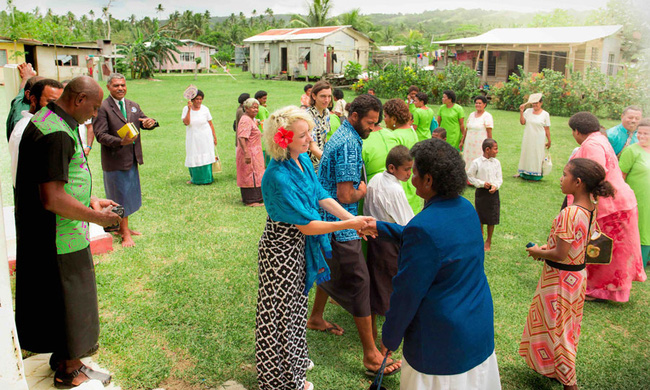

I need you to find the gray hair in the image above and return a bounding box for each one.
[622,105,643,115]
[243,97,260,110]
[107,73,126,85]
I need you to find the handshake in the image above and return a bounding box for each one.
[348,215,378,239]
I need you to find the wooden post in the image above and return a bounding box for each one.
[567,45,575,78]
[444,45,449,67]
[523,46,530,74]
[550,51,555,72]
[482,45,489,83]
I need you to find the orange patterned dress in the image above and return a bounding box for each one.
[519,205,596,386]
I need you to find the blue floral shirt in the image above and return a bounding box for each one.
[607,123,638,156]
[318,120,363,242]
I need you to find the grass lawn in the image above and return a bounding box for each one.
[3,70,649,390]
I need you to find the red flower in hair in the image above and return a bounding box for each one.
[274,126,294,149]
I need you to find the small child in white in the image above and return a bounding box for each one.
[467,138,503,251]
[364,145,415,339]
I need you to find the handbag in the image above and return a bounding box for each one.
[213,147,222,174]
[584,208,613,265]
[542,149,552,176]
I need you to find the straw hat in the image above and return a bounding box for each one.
[525,93,543,104]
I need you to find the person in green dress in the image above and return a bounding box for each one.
[437,90,465,150]
[620,119,650,266]
[405,85,419,114]
[383,98,422,214]
[412,92,435,142]
[255,90,271,166]
[362,108,398,182]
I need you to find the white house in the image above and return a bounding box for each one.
[243,25,372,79]
[434,25,624,84]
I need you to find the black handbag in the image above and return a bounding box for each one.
[584,209,613,265]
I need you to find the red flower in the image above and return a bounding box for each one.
[274,126,294,149]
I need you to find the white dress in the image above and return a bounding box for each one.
[518,108,550,178]
[182,105,215,168]
[463,111,494,172]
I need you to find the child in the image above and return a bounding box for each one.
[520,158,615,390]
[467,138,502,251]
[364,145,415,339]
[431,127,447,141]
[405,85,419,113]
[255,90,270,165]
[300,84,313,108]
[332,88,348,118]
[412,92,434,141]
[367,88,376,96]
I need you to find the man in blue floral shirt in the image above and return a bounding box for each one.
[307,95,401,376]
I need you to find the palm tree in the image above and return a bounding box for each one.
[89,10,95,20]
[155,4,164,18]
[290,0,335,27]
[102,0,113,40]
[337,9,370,32]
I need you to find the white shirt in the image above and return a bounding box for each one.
[364,171,415,226]
[9,110,34,187]
[181,105,215,167]
[467,156,503,190]
[333,99,348,117]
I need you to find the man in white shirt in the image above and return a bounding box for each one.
[467,138,503,251]
[363,145,415,340]
[9,79,64,187]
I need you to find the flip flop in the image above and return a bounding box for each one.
[54,364,111,389]
[364,361,401,377]
[308,322,344,335]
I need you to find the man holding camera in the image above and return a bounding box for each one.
[14,76,121,388]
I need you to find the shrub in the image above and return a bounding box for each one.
[491,66,646,119]
[351,63,480,106]
[344,61,363,80]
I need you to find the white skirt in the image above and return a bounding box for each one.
[400,351,501,390]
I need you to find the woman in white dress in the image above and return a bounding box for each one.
[517,95,551,180]
[461,95,494,172]
[182,90,217,184]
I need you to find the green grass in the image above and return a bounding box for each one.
[3,71,649,390]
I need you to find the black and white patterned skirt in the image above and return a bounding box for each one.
[256,218,309,390]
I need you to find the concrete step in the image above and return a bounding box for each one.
[23,354,121,390]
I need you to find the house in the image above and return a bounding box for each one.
[27,42,102,81]
[0,37,41,85]
[372,46,408,66]
[156,39,218,72]
[434,25,624,84]
[243,25,372,79]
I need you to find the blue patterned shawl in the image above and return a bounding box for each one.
[261,153,332,294]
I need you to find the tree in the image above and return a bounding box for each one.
[587,0,649,61]
[155,4,164,18]
[290,0,336,27]
[117,29,180,79]
[528,9,577,27]
[337,9,371,33]
[102,0,114,40]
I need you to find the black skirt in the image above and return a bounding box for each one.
[475,188,500,225]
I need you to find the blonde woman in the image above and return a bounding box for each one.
[256,106,372,390]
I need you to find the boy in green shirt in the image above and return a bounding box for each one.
[255,90,270,165]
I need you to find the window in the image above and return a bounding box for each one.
[56,54,79,66]
[261,49,270,63]
[590,47,599,69]
[180,52,195,62]
[538,51,551,72]
[487,52,496,76]
[607,53,616,76]
[299,48,311,63]
[0,50,7,66]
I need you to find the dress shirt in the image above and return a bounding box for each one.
[9,110,35,186]
[364,171,414,226]
[467,156,503,190]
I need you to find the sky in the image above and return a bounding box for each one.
[14,0,614,19]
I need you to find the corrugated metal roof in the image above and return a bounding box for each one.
[244,25,359,43]
[435,25,623,45]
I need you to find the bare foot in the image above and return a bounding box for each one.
[129,229,142,236]
[564,385,578,390]
[121,234,136,248]
[484,242,491,252]
[305,380,313,390]
[363,351,401,375]
[247,202,264,207]
[186,180,193,184]
[306,319,344,336]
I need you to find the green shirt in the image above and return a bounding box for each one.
[32,105,92,254]
[6,88,29,140]
[438,103,465,149]
[362,128,398,181]
[619,143,650,244]
[413,107,435,142]
[256,105,270,131]
[328,114,341,141]
[389,127,422,214]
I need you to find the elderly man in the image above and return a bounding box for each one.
[9,78,64,187]
[607,105,643,157]
[307,94,402,377]
[15,76,121,388]
[93,73,159,247]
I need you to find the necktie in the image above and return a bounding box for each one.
[119,100,127,120]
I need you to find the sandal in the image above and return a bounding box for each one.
[54,365,111,389]
[49,344,100,371]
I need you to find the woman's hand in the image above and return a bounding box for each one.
[546,139,551,149]
[357,219,378,239]
[526,244,543,261]
[187,100,192,108]
[213,136,218,146]
[347,215,374,231]
[519,103,527,112]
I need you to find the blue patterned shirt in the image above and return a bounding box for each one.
[607,123,638,156]
[318,120,363,242]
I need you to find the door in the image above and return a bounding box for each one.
[281,47,288,72]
